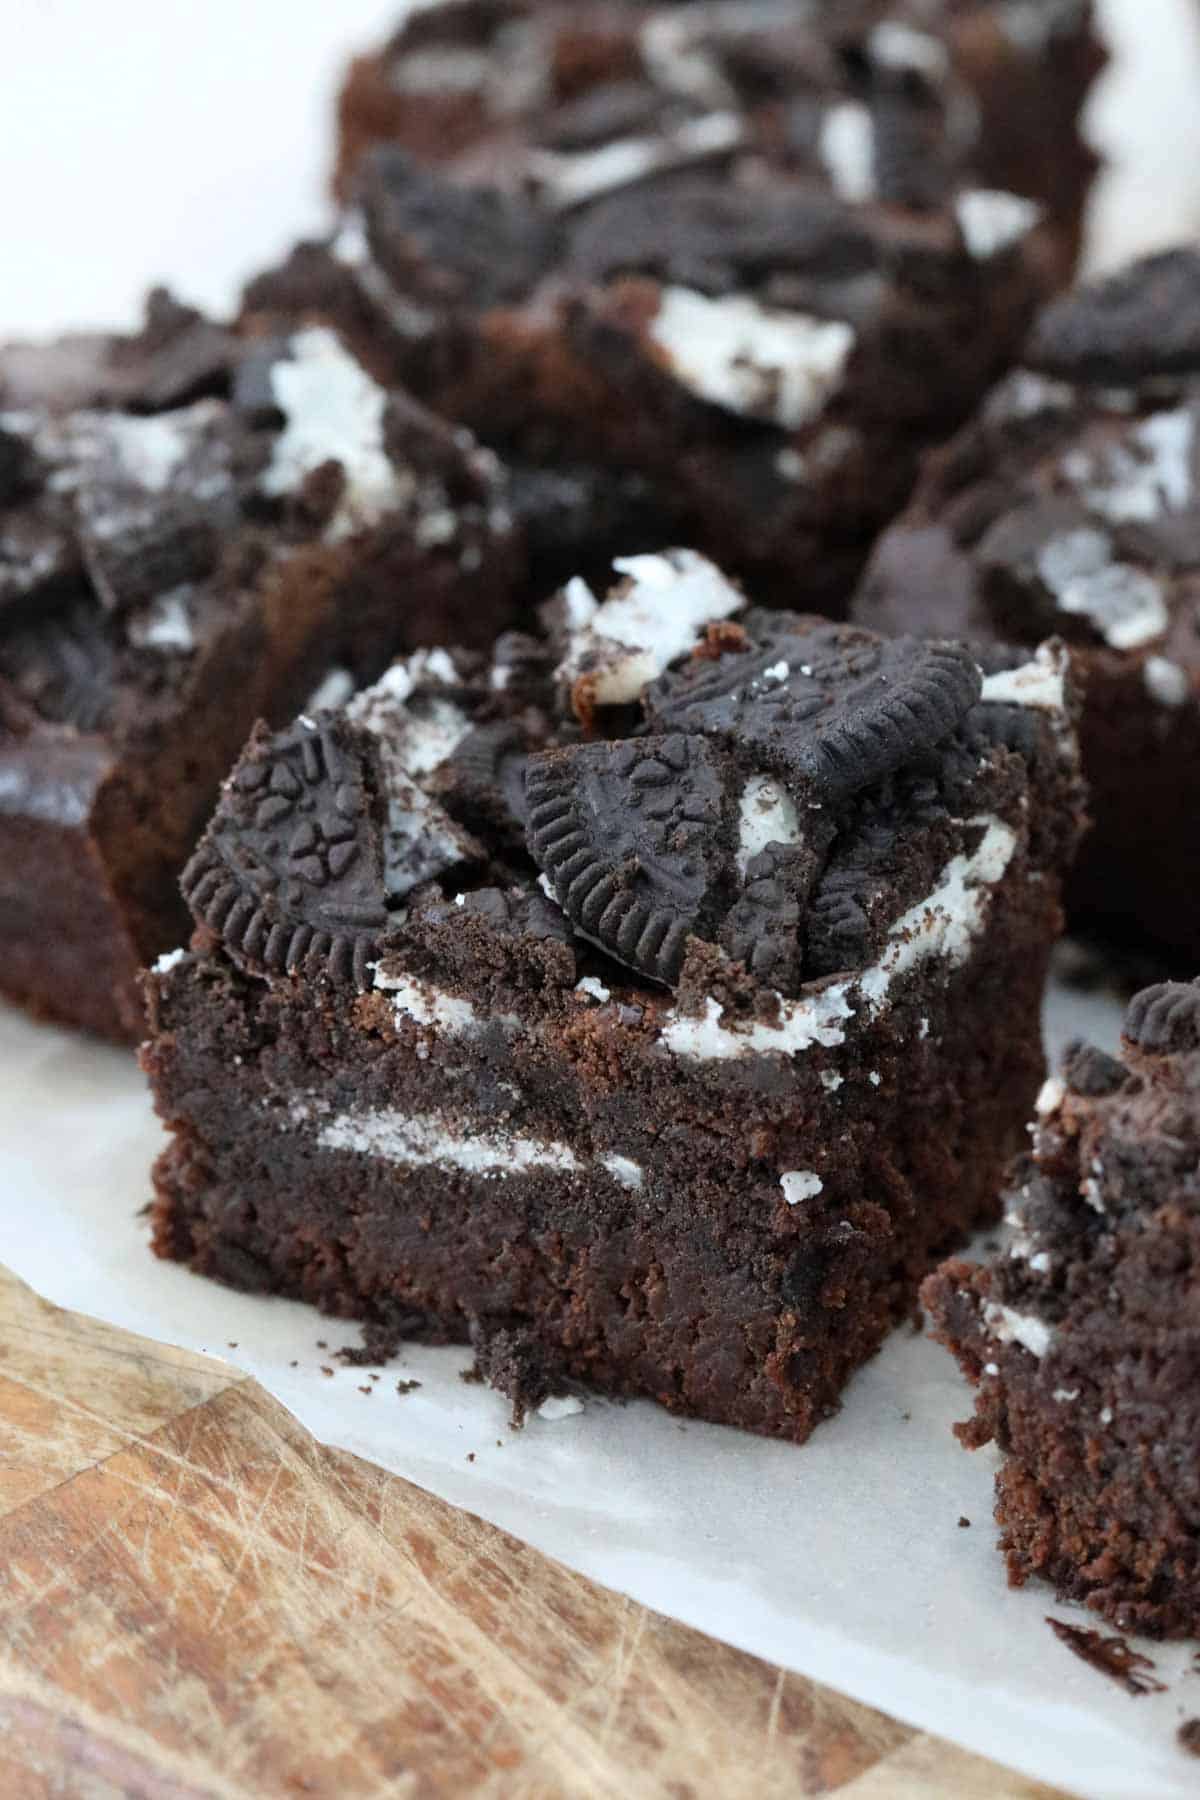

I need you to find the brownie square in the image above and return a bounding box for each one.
[924,979,1200,1639]
[0,293,521,1039]
[854,248,1200,963]
[243,1,1098,611]
[333,0,1102,281]
[142,550,1085,1440]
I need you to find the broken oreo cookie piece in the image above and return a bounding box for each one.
[644,619,981,804]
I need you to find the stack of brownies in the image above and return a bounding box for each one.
[8,0,1200,1636]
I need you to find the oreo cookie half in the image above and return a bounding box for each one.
[526,732,735,986]
[644,620,981,804]
[1123,980,1200,1058]
[182,715,390,988]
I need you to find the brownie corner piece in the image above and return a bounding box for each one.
[923,978,1200,1637]
[144,550,1085,1441]
[0,298,522,1039]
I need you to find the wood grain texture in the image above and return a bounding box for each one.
[0,1265,1066,1800]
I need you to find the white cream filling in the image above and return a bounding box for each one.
[373,969,506,1037]
[530,111,742,209]
[780,1170,824,1206]
[978,645,1068,712]
[736,775,804,877]
[1037,528,1167,650]
[304,667,357,714]
[151,947,188,975]
[1036,1075,1066,1117]
[1064,406,1195,525]
[819,102,876,204]
[576,977,612,1003]
[100,409,206,490]
[1143,656,1189,708]
[601,1154,644,1191]
[646,288,856,431]
[983,369,1077,425]
[984,1301,1054,1359]
[130,586,195,653]
[955,189,1042,259]
[869,21,950,78]
[663,817,1016,1061]
[557,549,745,706]
[261,327,409,542]
[313,1107,582,1177]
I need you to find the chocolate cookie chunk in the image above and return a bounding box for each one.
[182,715,391,989]
[526,731,734,985]
[1029,247,1200,385]
[644,621,981,803]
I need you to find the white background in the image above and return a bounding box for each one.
[2,0,1200,338]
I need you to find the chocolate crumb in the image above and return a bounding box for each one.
[320,1365,334,1377]
[1046,1619,1167,1695]
[1178,1719,1200,1756]
[396,1379,422,1396]
[316,1340,328,1350]
[467,1452,476,1463]
[227,1341,238,1349]
[958,1517,971,1528]
[289,1360,298,1368]
[357,1384,372,1395]
[459,1367,484,1385]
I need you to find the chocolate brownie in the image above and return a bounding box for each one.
[0,292,520,1040]
[924,979,1200,1638]
[243,2,1091,611]
[854,248,1200,963]
[333,0,1101,282]
[142,549,1085,1440]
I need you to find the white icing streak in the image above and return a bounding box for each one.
[663,817,1017,1061]
[647,288,856,431]
[1143,656,1189,708]
[315,1108,581,1177]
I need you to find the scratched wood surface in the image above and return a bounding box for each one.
[0,1264,1067,1800]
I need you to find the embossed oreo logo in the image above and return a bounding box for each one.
[181,716,389,988]
[1124,980,1200,1057]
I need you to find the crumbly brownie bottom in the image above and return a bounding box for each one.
[925,1263,1200,1639]
[147,875,1053,1441]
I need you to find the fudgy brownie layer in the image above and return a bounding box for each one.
[855,248,1200,963]
[924,982,1200,1637]
[147,857,1054,1440]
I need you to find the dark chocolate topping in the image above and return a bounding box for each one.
[182,715,391,988]
[1123,979,1200,1057]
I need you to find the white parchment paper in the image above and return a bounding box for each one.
[4,978,1200,1800]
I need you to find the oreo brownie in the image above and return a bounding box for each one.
[333,1,1102,282]
[0,292,519,1040]
[924,979,1200,1638]
[855,248,1200,962]
[142,549,1085,1441]
[244,4,1090,610]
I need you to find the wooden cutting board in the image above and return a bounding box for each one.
[0,1263,1065,1799]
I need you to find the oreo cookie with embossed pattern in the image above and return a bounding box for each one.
[1123,980,1200,1058]
[526,732,735,986]
[182,714,391,989]
[644,616,981,804]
